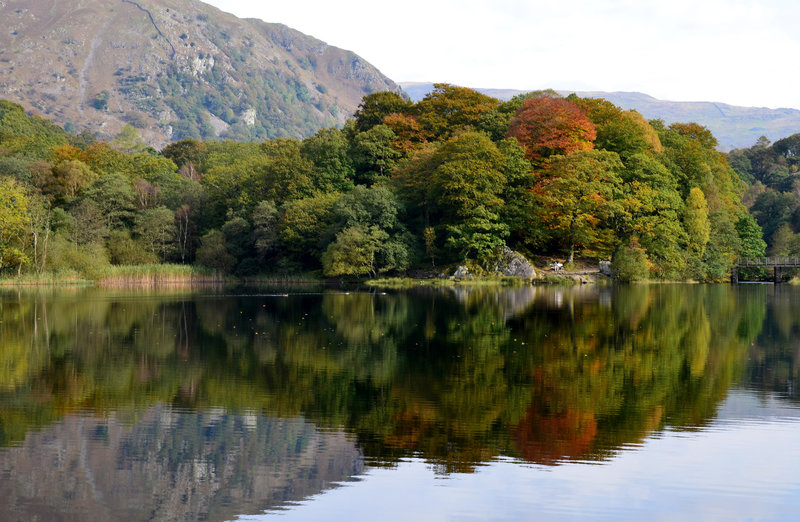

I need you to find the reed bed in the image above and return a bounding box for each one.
[95,264,226,288]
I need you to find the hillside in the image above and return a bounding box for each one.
[400,83,800,151]
[0,0,400,147]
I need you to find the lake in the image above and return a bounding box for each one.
[1,284,800,520]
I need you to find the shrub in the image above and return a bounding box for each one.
[612,242,650,282]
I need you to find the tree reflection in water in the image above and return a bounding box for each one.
[0,284,782,517]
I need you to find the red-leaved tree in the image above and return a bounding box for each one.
[507,97,596,163]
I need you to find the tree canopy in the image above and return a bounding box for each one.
[0,90,764,281]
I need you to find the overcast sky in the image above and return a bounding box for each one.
[203,0,800,109]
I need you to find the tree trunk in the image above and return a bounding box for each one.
[40,226,50,273]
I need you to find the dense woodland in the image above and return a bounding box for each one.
[729,135,800,255]
[0,85,771,281]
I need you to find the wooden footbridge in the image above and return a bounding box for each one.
[731,257,800,283]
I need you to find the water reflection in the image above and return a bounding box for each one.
[0,283,796,518]
[0,407,362,521]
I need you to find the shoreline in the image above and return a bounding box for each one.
[4,268,788,288]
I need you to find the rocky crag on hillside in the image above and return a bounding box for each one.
[0,0,401,147]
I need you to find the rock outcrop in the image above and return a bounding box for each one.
[451,248,537,280]
[493,247,537,279]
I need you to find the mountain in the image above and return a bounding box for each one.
[0,0,401,147]
[400,83,800,151]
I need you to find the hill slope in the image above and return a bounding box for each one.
[0,0,400,147]
[400,83,800,151]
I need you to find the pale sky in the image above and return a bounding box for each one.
[203,0,800,109]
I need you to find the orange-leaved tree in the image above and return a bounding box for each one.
[507,96,596,164]
[532,150,623,263]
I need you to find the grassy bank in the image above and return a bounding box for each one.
[0,264,225,288]
[0,270,93,286]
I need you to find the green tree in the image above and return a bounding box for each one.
[84,172,136,230]
[301,127,355,192]
[0,177,30,273]
[221,216,252,262]
[703,211,741,280]
[353,91,412,133]
[69,199,107,245]
[26,195,52,274]
[322,224,382,277]
[612,240,650,282]
[252,200,280,261]
[736,214,767,258]
[107,230,157,265]
[327,185,411,274]
[750,189,797,247]
[134,207,178,262]
[195,230,235,273]
[616,154,686,277]
[161,139,208,170]
[112,124,149,154]
[430,132,509,263]
[350,125,401,185]
[279,193,339,265]
[497,138,537,249]
[684,187,711,258]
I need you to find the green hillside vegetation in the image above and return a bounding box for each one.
[0,86,766,282]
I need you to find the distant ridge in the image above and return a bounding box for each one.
[0,0,401,147]
[400,82,800,151]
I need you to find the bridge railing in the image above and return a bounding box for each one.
[735,256,800,267]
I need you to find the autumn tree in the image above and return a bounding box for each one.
[507,97,596,163]
[382,112,431,155]
[52,159,97,200]
[532,150,623,263]
[414,84,499,139]
[571,97,662,160]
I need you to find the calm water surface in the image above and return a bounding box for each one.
[1,284,800,520]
